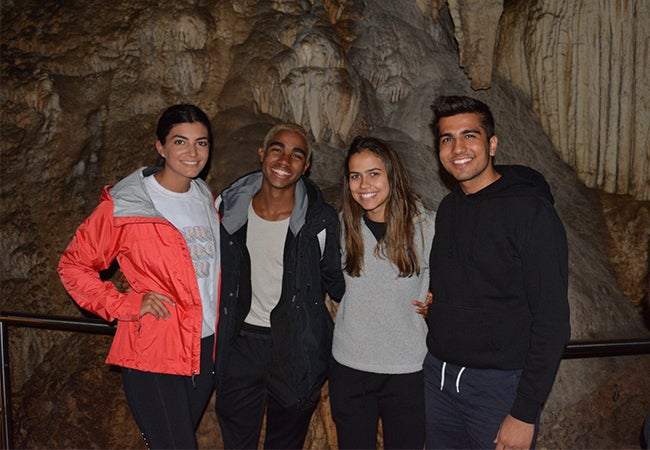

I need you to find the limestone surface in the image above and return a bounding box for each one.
[1,0,648,448]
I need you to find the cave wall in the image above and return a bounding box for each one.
[1,0,649,448]
[495,0,650,201]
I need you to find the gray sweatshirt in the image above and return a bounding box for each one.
[332,207,435,374]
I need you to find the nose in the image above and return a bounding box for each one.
[278,151,291,165]
[451,139,463,154]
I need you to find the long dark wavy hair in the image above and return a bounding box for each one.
[341,136,421,277]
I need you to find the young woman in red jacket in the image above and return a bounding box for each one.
[58,104,220,449]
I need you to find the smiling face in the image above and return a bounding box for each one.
[437,112,500,194]
[155,121,210,192]
[258,129,310,191]
[347,149,390,222]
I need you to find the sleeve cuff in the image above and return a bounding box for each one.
[510,395,543,424]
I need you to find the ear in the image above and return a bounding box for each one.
[302,160,311,174]
[488,135,498,157]
[155,141,165,158]
[258,146,266,163]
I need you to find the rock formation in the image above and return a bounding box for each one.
[1,0,649,448]
[495,1,650,201]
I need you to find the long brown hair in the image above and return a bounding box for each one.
[342,136,421,277]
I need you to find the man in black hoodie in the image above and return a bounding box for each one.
[424,95,570,450]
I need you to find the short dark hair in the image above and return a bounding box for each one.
[431,95,495,144]
[156,104,213,151]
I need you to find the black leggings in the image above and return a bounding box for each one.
[122,335,215,449]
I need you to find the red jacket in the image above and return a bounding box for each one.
[58,168,220,376]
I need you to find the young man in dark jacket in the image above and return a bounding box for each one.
[425,96,571,450]
[215,123,345,449]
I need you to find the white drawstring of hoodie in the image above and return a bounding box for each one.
[440,361,467,393]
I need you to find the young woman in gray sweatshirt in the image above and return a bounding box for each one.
[330,136,435,450]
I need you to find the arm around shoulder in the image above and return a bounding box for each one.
[320,207,345,302]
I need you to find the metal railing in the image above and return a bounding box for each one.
[1,311,650,450]
[1,312,116,450]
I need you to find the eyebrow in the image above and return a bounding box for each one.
[439,128,482,139]
[171,134,209,140]
[349,167,383,174]
[268,140,307,156]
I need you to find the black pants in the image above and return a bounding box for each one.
[121,334,215,450]
[215,324,317,450]
[329,358,425,450]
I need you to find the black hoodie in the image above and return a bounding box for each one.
[426,165,570,423]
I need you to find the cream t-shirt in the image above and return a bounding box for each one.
[244,202,290,327]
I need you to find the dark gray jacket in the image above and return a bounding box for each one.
[215,171,345,409]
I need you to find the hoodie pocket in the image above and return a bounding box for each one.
[428,297,531,367]
[428,299,491,355]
